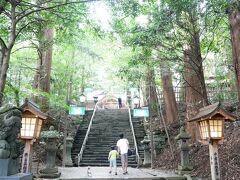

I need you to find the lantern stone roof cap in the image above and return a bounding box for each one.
[21,98,52,120]
[189,102,237,122]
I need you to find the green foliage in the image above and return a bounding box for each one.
[1,0,240,109]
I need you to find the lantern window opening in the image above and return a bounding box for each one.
[199,120,209,139]
[21,117,38,138]
[209,119,223,138]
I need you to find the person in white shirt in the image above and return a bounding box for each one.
[116,133,129,174]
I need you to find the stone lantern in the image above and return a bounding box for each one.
[175,122,193,175]
[39,126,61,178]
[141,136,151,166]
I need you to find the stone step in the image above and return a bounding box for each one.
[72,109,145,167]
[81,157,137,161]
[79,163,137,167]
[80,161,137,166]
[79,159,137,163]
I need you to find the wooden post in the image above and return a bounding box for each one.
[149,81,155,169]
[209,141,221,180]
[21,140,33,173]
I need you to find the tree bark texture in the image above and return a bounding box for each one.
[160,64,178,124]
[0,49,10,106]
[33,27,53,112]
[0,4,17,106]
[145,67,160,131]
[229,9,240,105]
[181,6,209,141]
[184,35,209,141]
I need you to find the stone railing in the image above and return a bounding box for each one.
[77,104,97,166]
[128,108,142,167]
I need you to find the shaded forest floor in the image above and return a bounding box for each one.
[154,103,240,180]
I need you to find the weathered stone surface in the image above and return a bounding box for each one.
[39,126,60,178]
[0,107,22,176]
[8,158,20,176]
[141,136,151,166]
[0,173,32,180]
[176,127,193,175]
[39,167,58,174]
[38,172,61,179]
[0,159,9,176]
[65,136,73,167]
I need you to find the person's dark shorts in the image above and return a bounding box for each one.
[121,153,128,163]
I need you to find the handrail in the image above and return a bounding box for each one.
[77,104,97,166]
[128,108,142,167]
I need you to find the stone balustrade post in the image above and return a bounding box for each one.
[65,136,73,167]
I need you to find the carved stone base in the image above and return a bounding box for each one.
[39,168,61,178]
[177,165,193,175]
[65,161,73,167]
[38,172,61,179]
[143,150,151,167]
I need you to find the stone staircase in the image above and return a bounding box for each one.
[71,110,93,164]
[71,109,145,167]
[131,115,145,162]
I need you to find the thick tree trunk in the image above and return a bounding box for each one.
[33,27,53,112]
[180,7,209,142]
[39,28,53,93]
[0,3,17,106]
[184,30,209,142]
[0,49,10,106]
[229,9,240,105]
[160,64,178,124]
[145,68,158,118]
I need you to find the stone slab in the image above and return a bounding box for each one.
[0,159,19,176]
[0,159,9,176]
[58,167,186,180]
[0,173,32,180]
[8,159,20,175]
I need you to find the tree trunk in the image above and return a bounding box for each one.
[0,49,10,106]
[180,6,209,142]
[0,4,17,106]
[184,31,209,141]
[33,27,54,112]
[145,68,158,117]
[145,66,160,134]
[39,28,53,93]
[160,64,178,124]
[229,8,240,105]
